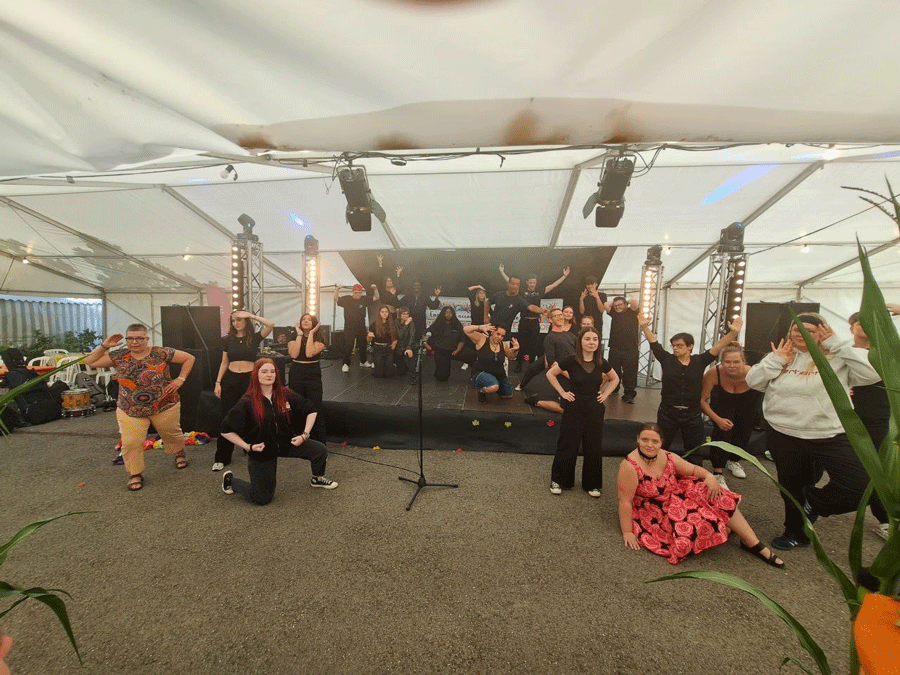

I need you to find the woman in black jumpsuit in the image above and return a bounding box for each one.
[546,326,619,496]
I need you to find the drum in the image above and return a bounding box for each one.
[62,388,91,410]
[62,406,95,418]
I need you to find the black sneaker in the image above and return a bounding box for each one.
[477,391,487,403]
[222,471,234,495]
[310,476,338,489]
[771,533,810,550]
[524,393,540,407]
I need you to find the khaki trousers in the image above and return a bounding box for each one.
[116,404,185,476]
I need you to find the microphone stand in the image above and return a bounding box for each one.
[398,337,458,510]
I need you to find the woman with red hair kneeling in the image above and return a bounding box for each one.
[220,358,337,505]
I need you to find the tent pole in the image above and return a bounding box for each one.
[797,236,900,289]
[548,152,609,249]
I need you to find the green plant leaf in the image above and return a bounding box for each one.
[849,482,874,581]
[699,441,858,609]
[14,588,81,664]
[781,656,817,675]
[648,570,830,675]
[0,512,89,566]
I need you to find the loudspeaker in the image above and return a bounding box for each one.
[170,347,221,432]
[745,302,819,364]
[161,306,222,351]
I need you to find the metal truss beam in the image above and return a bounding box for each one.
[0,250,105,293]
[548,152,610,250]
[798,237,900,287]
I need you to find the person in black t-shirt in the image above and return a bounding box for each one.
[463,323,519,402]
[489,275,546,332]
[639,314,742,465]
[212,310,274,471]
[498,263,569,373]
[605,296,640,403]
[578,276,608,347]
[425,306,468,382]
[400,280,442,338]
[546,326,618,496]
[335,284,379,372]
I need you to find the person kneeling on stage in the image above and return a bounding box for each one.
[220,358,337,504]
[368,305,398,378]
[463,323,519,403]
[394,306,417,377]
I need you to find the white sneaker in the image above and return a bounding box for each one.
[461,363,469,370]
[222,471,234,495]
[341,364,350,373]
[714,473,729,489]
[361,362,374,368]
[726,461,746,478]
[310,476,338,489]
[211,462,224,472]
[587,488,602,498]
[874,523,889,541]
[550,481,562,495]
[514,384,522,391]
[764,450,773,461]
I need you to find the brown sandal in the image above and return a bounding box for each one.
[127,474,144,491]
[174,451,188,469]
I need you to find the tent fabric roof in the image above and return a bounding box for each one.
[1,2,899,297]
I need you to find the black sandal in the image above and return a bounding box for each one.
[741,541,785,568]
[127,474,144,491]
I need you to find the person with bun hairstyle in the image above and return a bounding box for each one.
[220,358,337,504]
[746,312,880,550]
[699,342,761,488]
[617,423,783,567]
[288,312,326,442]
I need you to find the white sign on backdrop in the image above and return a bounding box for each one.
[425,298,563,333]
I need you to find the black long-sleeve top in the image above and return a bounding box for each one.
[649,342,716,408]
[395,319,416,353]
[221,390,315,462]
[426,317,465,352]
[400,292,441,335]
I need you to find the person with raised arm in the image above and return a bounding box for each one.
[211,310,274,472]
[605,296,641,403]
[401,280,442,339]
[335,283,378,372]
[546,326,618,497]
[463,322,519,403]
[617,423,783,567]
[578,276,608,346]
[746,313,880,551]
[638,314,742,464]
[220,358,337,504]
[288,313,326,442]
[498,264,569,373]
[84,323,196,491]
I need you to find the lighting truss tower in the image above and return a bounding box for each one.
[234,234,264,316]
[638,245,664,386]
[698,223,747,352]
[303,235,320,317]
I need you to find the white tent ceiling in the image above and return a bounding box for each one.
[1,0,899,305]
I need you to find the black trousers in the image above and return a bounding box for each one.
[861,418,889,523]
[288,361,326,444]
[394,350,413,376]
[371,343,395,378]
[433,347,471,381]
[766,428,870,539]
[232,439,328,505]
[342,324,369,365]
[519,359,545,389]
[215,370,252,465]
[607,348,638,398]
[656,403,705,465]
[551,396,605,491]
[517,318,541,364]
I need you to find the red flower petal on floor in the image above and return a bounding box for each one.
[546,420,555,427]
[341,442,348,446]
[77,482,86,488]
[455,448,463,453]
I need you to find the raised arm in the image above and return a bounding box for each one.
[84,334,120,369]
[504,337,520,360]
[498,263,509,283]
[638,313,658,343]
[617,461,640,551]
[709,317,743,357]
[578,289,587,316]
[543,267,570,294]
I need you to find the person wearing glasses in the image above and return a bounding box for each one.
[85,324,196,491]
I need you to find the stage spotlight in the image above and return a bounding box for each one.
[303,235,320,316]
[231,242,244,311]
[337,164,386,232]
[582,154,636,228]
[645,244,663,265]
[719,222,745,253]
[237,213,257,240]
[221,164,238,181]
[21,257,30,264]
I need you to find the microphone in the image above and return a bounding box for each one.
[423,331,432,340]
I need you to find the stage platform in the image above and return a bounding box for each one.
[317,354,666,456]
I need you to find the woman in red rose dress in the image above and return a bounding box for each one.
[616,423,784,567]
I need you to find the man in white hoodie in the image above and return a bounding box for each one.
[746,313,880,551]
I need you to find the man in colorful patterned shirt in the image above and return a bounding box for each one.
[85,323,196,491]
